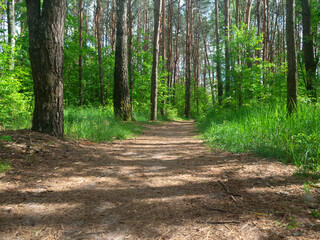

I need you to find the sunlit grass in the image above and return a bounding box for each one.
[64,106,144,142]
[199,102,320,172]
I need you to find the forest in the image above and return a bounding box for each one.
[1,1,320,170]
[1,0,320,239]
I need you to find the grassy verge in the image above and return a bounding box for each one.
[64,106,144,142]
[198,102,320,172]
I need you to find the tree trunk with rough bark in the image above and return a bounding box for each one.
[301,0,317,100]
[151,0,162,121]
[26,0,66,138]
[113,0,132,120]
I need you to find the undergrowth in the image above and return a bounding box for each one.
[198,102,320,173]
[64,106,144,142]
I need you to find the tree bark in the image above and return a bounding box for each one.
[286,0,298,114]
[26,0,66,138]
[301,0,317,100]
[79,0,83,106]
[215,0,223,104]
[113,0,132,120]
[128,0,133,108]
[151,0,162,121]
[185,0,192,118]
[96,0,105,105]
[224,0,231,95]
[7,0,15,70]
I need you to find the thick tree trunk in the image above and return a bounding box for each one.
[286,0,298,114]
[96,0,105,105]
[301,0,317,100]
[113,0,132,120]
[26,0,66,138]
[150,0,162,121]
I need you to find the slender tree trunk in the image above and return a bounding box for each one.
[7,0,15,70]
[286,0,298,114]
[185,0,192,118]
[96,0,105,105]
[151,0,162,121]
[79,0,83,106]
[301,0,317,100]
[26,0,66,138]
[225,0,231,95]
[128,0,134,107]
[111,0,116,51]
[215,0,223,104]
[114,0,132,120]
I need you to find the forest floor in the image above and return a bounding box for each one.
[0,121,320,240]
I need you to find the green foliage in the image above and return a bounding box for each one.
[0,159,11,172]
[64,106,144,142]
[311,209,320,219]
[199,102,320,172]
[0,135,13,142]
[0,41,32,130]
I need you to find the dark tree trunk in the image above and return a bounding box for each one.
[26,0,66,138]
[286,0,298,114]
[113,0,132,120]
[301,0,317,100]
[150,0,162,121]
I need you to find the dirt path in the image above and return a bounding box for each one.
[0,121,319,239]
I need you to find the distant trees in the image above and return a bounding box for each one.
[26,0,67,137]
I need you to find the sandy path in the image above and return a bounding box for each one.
[0,121,319,239]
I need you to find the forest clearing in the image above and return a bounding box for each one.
[1,121,320,239]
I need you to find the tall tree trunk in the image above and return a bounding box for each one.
[215,0,223,104]
[185,0,192,118]
[173,0,181,103]
[113,0,132,120]
[26,0,66,138]
[111,0,116,51]
[128,0,134,107]
[151,0,162,121]
[96,0,105,105]
[7,0,15,70]
[224,0,231,95]
[79,0,83,106]
[160,0,166,116]
[286,0,298,114]
[301,0,317,100]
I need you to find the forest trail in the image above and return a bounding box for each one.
[0,121,319,239]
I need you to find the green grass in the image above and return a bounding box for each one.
[0,159,11,172]
[199,102,320,173]
[64,106,144,142]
